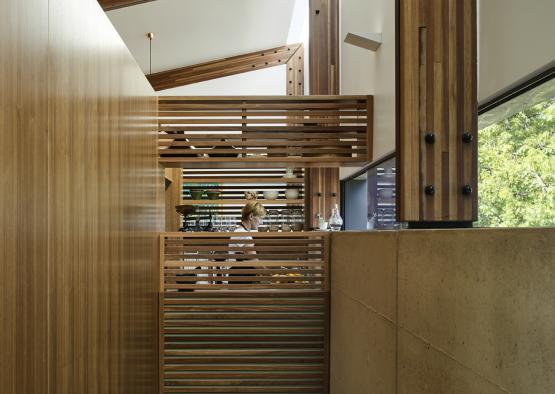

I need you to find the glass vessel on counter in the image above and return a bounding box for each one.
[329,204,343,231]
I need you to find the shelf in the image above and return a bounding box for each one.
[182,199,304,205]
[183,177,305,184]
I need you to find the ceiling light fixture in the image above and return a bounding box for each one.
[147,32,154,75]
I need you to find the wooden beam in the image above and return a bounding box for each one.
[309,0,339,95]
[286,44,305,96]
[98,0,156,11]
[147,43,302,92]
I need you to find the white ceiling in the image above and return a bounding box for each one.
[107,0,300,74]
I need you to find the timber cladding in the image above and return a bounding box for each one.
[159,232,330,394]
[397,0,478,222]
[148,44,303,92]
[157,96,373,169]
[1,0,161,393]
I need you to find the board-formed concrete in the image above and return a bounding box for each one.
[330,228,555,394]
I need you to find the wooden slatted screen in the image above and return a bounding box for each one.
[160,232,330,394]
[158,96,373,168]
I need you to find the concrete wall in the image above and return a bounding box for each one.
[331,228,555,393]
[479,0,555,102]
[340,0,396,159]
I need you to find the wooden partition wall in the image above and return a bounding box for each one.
[158,96,373,168]
[159,232,330,394]
[0,0,161,393]
[0,0,48,391]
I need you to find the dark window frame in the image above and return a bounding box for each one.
[478,66,555,115]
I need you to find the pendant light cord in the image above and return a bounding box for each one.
[147,32,154,75]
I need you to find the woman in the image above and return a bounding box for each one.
[235,201,266,234]
[228,201,266,283]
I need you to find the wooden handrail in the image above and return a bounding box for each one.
[158,96,373,168]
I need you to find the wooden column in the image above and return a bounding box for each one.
[397,0,478,223]
[306,168,341,229]
[307,0,341,229]
[309,0,340,94]
[165,168,182,231]
[286,44,305,96]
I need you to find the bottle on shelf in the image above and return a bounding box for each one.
[329,204,343,231]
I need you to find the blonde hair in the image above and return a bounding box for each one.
[241,201,266,221]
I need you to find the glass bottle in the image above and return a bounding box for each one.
[329,204,343,231]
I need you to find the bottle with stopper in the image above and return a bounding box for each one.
[329,204,343,231]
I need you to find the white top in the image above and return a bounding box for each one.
[230,225,255,249]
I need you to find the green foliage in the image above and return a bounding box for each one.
[478,98,555,227]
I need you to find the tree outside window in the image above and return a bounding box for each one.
[478,94,555,227]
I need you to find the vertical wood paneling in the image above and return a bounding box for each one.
[398,0,477,222]
[47,0,160,392]
[0,0,49,393]
[1,0,160,393]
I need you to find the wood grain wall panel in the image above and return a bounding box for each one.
[47,0,160,393]
[398,0,477,222]
[0,0,49,393]
[2,0,160,392]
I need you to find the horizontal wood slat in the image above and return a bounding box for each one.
[158,96,373,168]
[159,232,330,394]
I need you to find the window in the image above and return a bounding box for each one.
[341,153,398,230]
[477,74,555,227]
